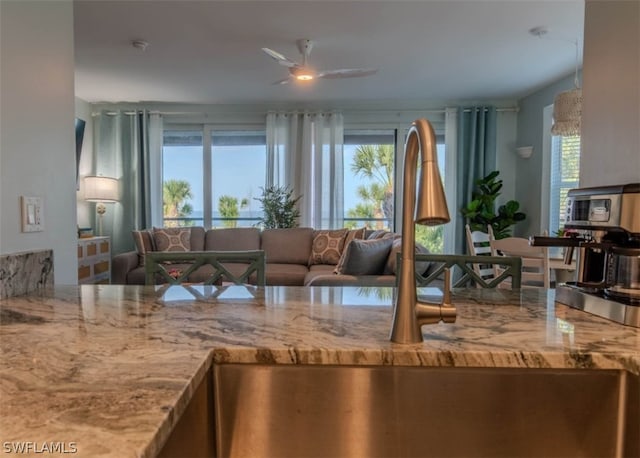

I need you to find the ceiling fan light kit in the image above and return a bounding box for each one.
[262,38,377,85]
[292,67,315,81]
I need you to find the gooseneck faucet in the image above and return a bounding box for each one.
[390,119,456,344]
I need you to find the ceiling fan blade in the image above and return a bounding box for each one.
[262,47,298,68]
[317,68,378,79]
[272,77,291,85]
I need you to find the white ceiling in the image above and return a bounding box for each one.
[73,0,585,105]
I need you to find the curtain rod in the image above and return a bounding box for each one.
[92,106,518,117]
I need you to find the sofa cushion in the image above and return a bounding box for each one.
[205,227,261,251]
[189,226,206,251]
[308,264,336,274]
[153,227,190,251]
[188,263,256,285]
[384,238,431,275]
[265,263,309,286]
[334,237,393,275]
[309,229,348,265]
[304,272,396,287]
[127,263,194,285]
[261,227,314,264]
[132,229,155,266]
[126,266,147,285]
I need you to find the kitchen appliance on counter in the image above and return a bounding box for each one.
[531,183,640,327]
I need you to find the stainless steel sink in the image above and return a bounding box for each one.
[160,365,639,458]
[213,365,638,458]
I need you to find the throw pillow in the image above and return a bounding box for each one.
[334,238,394,276]
[367,229,388,240]
[309,229,348,265]
[153,227,191,252]
[132,229,155,266]
[384,237,431,275]
[343,227,366,247]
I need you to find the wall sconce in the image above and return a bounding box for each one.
[516,146,533,159]
[84,176,119,236]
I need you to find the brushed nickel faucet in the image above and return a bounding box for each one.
[390,119,456,344]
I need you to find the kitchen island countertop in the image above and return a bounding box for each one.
[1,285,638,457]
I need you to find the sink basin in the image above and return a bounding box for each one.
[160,365,639,458]
[214,365,638,458]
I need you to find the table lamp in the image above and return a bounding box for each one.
[84,176,119,236]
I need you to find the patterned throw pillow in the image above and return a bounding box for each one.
[309,229,348,265]
[153,227,191,252]
[367,229,389,240]
[132,230,155,266]
[343,227,366,247]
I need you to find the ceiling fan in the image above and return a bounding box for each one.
[262,38,377,85]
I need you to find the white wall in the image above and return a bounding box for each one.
[515,73,578,236]
[0,1,77,284]
[581,0,640,187]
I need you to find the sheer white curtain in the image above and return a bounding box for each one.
[266,111,344,229]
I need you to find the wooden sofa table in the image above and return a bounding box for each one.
[144,250,266,286]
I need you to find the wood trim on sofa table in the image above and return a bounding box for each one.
[145,250,266,286]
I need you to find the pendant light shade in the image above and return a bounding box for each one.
[551,88,582,136]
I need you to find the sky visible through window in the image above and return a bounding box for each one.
[162,142,446,224]
[163,145,392,219]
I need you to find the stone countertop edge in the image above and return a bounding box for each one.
[143,352,213,458]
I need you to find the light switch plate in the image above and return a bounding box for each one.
[20,196,44,232]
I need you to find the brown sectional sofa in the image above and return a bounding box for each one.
[112,226,402,286]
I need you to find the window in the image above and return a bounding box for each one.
[211,131,266,228]
[343,130,396,230]
[415,142,446,253]
[342,128,446,252]
[549,135,581,235]
[162,130,203,227]
[162,128,266,228]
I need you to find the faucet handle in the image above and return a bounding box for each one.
[440,268,456,323]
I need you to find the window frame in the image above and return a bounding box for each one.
[542,103,581,236]
[161,124,267,229]
[343,128,397,231]
[209,128,267,228]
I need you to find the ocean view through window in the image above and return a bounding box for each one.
[162,124,444,247]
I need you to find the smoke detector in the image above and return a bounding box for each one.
[528,26,548,38]
[132,40,149,51]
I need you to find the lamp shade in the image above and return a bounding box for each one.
[551,88,582,136]
[84,176,119,202]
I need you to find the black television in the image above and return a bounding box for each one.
[75,117,86,188]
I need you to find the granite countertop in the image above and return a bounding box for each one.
[1,285,638,457]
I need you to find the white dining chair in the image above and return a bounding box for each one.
[465,224,496,285]
[490,237,550,288]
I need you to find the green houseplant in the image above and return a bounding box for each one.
[255,185,302,229]
[461,170,526,239]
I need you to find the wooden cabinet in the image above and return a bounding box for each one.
[78,236,111,284]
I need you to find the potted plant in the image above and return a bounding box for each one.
[461,170,526,239]
[255,185,302,229]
